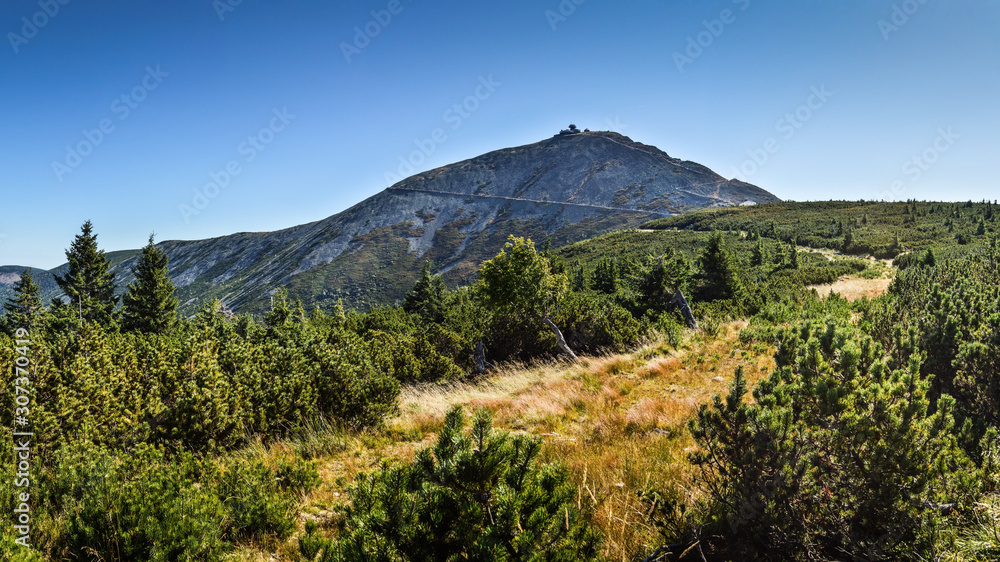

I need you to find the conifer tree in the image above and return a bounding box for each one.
[843,228,854,253]
[592,257,618,294]
[690,323,974,560]
[571,260,585,291]
[921,247,937,267]
[402,261,447,323]
[53,220,118,324]
[328,406,601,560]
[264,288,306,329]
[121,235,178,334]
[635,250,689,313]
[789,237,799,269]
[2,269,47,334]
[697,232,742,302]
[750,239,768,267]
[773,241,787,266]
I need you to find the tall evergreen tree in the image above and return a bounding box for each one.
[121,235,178,334]
[750,239,768,267]
[592,258,618,294]
[697,232,742,302]
[402,261,447,323]
[843,228,855,253]
[2,269,47,334]
[571,260,586,291]
[634,250,689,314]
[921,248,937,267]
[53,221,118,324]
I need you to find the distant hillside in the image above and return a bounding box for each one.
[2,131,779,316]
[0,250,141,314]
[643,200,998,264]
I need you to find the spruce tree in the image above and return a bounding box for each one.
[53,221,118,324]
[697,232,742,302]
[571,261,585,291]
[921,248,937,267]
[635,251,689,313]
[750,239,768,267]
[592,258,618,294]
[843,228,854,253]
[2,269,47,334]
[121,235,178,334]
[402,261,447,323]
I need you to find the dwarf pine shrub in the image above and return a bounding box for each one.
[313,406,601,561]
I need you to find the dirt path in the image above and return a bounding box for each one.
[807,276,893,301]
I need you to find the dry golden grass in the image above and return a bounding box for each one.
[807,275,893,301]
[276,322,775,561]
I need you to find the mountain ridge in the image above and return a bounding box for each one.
[1,130,779,315]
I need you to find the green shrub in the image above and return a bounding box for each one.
[46,443,229,562]
[557,292,643,353]
[215,458,297,541]
[690,322,976,560]
[299,519,335,561]
[34,443,316,560]
[329,406,602,561]
[865,249,1000,451]
[275,456,322,494]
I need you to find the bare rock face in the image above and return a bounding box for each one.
[6,131,779,315]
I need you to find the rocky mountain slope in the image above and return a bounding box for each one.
[1,130,779,315]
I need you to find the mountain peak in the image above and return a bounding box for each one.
[3,133,779,315]
[388,130,774,215]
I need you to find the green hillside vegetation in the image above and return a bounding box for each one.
[2,202,999,560]
[645,199,998,263]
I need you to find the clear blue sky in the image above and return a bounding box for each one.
[2,0,998,269]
